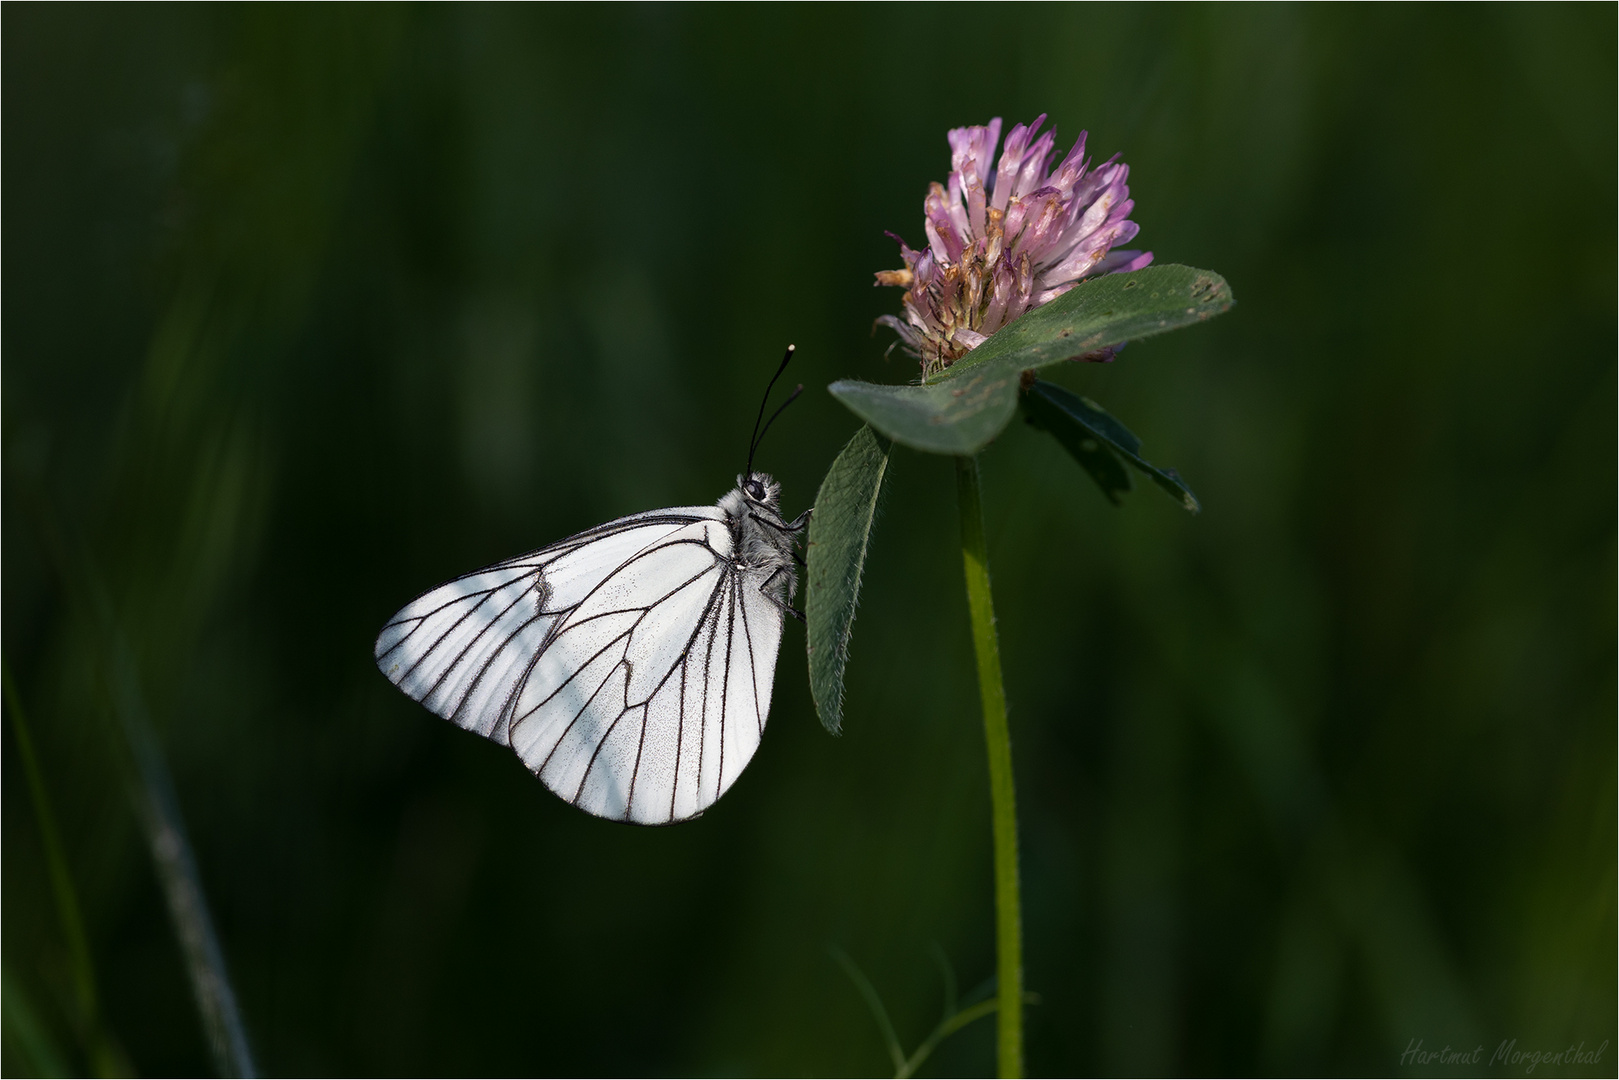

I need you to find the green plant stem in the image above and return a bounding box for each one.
[954,454,1023,1078]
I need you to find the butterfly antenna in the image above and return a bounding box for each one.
[746,344,796,477]
[752,383,803,469]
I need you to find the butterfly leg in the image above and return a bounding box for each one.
[759,566,805,623]
[782,509,811,567]
[748,508,813,535]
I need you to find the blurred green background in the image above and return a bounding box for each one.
[4,5,1614,1076]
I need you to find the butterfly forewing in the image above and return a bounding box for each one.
[376,503,785,825]
[375,507,720,741]
[530,509,723,610]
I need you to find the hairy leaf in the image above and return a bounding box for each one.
[830,265,1232,455]
[828,367,1018,456]
[944,264,1234,383]
[805,425,891,733]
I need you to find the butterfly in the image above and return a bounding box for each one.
[375,348,809,825]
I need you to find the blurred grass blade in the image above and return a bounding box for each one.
[831,942,1040,1080]
[831,267,1232,455]
[928,942,958,1022]
[3,663,98,1025]
[829,369,1018,455]
[1024,379,1201,512]
[2,661,125,1076]
[2,965,72,1078]
[897,999,998,1080]
[102,624,258,1079]
[830,947,906,1075]
[806,425,891,733]
[943,264,1234,383]
[25,503,258,1078]
[897,991,1041,1080]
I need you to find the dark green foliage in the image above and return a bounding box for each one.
[831,266,1232,455]
[1022,379,1200,512]
[824,267,1222,735]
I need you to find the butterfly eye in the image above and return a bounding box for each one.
[746,479,766,501]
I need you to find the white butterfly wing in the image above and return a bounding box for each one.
[375,505,786,824]
[375,507,719,742]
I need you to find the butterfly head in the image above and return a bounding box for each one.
[739,472,780,510]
